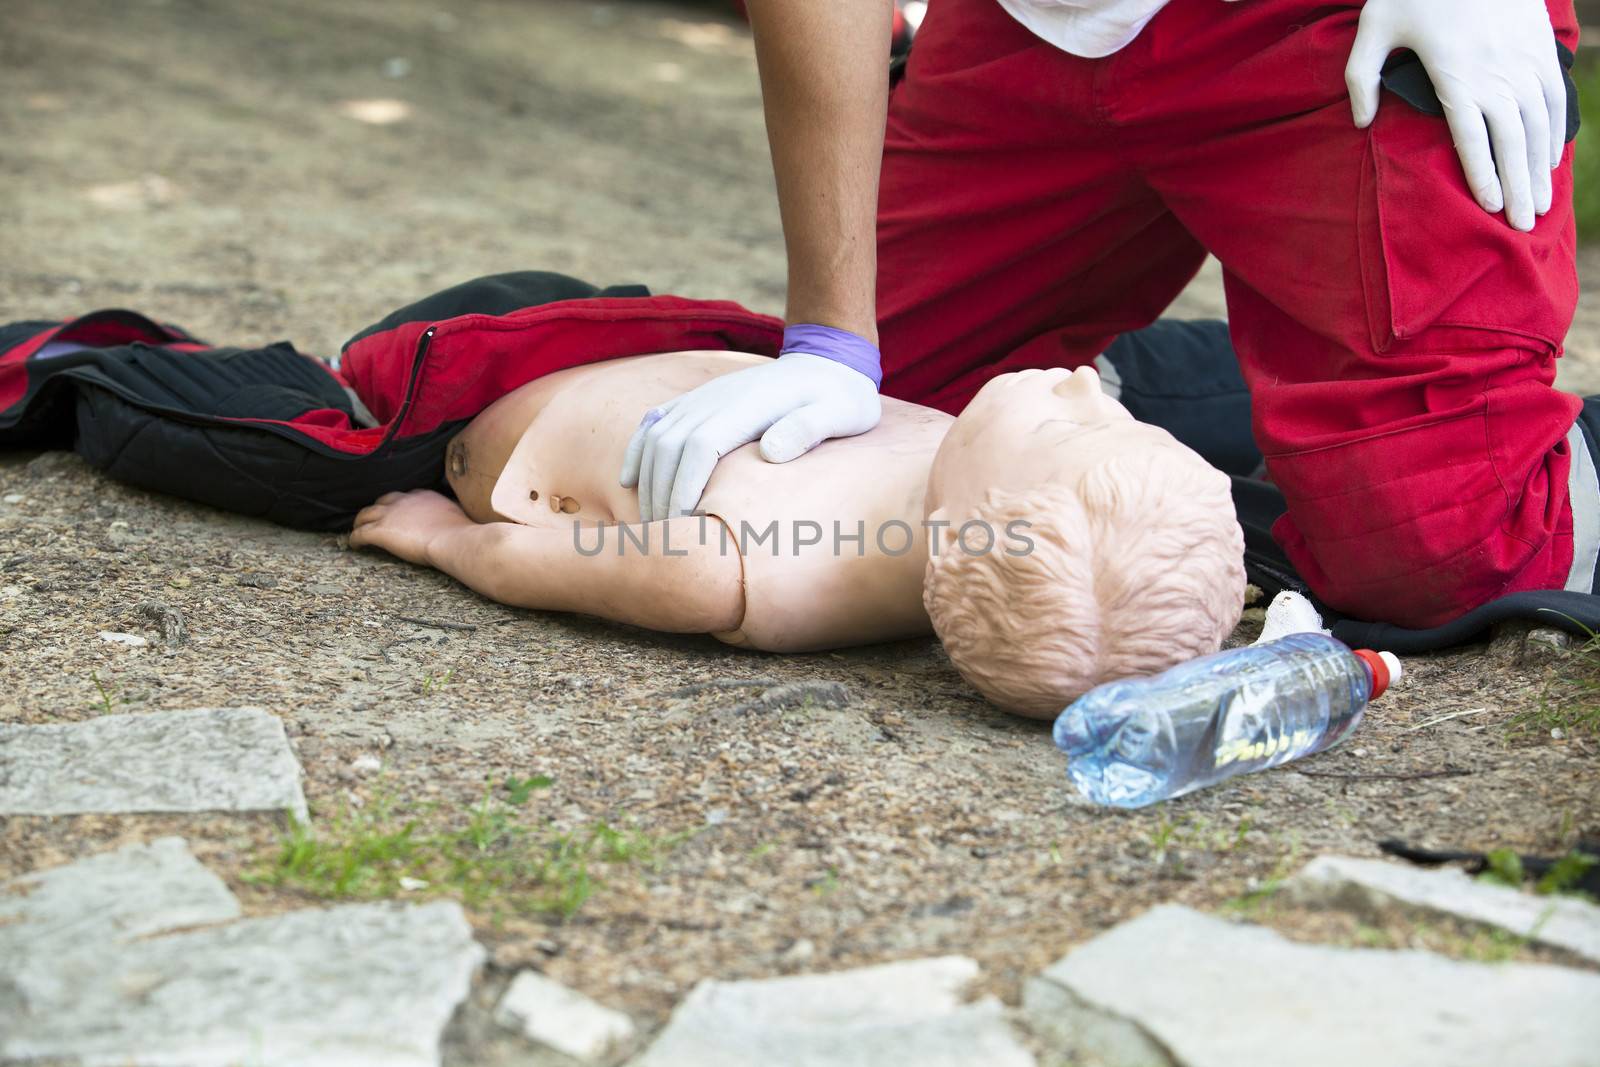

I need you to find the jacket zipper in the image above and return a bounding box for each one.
[373,325,437,455]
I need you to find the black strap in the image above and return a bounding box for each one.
[1381,38,1581,144]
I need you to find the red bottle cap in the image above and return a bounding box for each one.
[1352,649,1394,699]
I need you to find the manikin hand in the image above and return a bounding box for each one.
[619,353,881,522]
[350,490,474,565]
[1346,0,1564,232]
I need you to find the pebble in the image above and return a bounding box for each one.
[0,837,240,956]
[1024,904,1600,1067]
[99,630,148,647]
[631,956,1034,1067]
[744,681,852,713]
[5,888,481,1067]
[778,938,816,964]
[0,707,308,822]
[4,842,480,1067]
[1287,854,1600,964]
[1530,628,1573,649]
[494,970,636,1062]
[137,600,189,647]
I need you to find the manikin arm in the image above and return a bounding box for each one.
[350,491,744,633]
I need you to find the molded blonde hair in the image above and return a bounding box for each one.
[923,450,1245,718]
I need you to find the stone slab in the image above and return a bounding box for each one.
[630,956,1035,1067]
[495,970,636,1062]
[1025,905,1600,1067]
[3,899,484,1067]
[0,707,307,821]
[0,836,241,957]
[1286,854,1600,964]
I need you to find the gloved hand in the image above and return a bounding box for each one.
[1345,0,1565,232]
[619,352,882,521]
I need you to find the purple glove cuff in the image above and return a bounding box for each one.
[780,324,882,388]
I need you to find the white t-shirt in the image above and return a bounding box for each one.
[992,0,1172,58]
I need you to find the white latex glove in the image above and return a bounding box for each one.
[1345,0,1565,232]
[619,353,882,522]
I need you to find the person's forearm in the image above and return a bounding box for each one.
[745,0,891,344]
[427,518,745,633]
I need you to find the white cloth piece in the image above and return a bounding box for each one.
[1566,421,1599,593]
[1252,590,1329,645]
[1091,352,1122,400]
[343,386,380,429]
[994,0,1240,59]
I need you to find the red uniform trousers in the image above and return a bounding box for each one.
[876,0,1582,629]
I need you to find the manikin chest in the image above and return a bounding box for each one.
[483,351,767,527]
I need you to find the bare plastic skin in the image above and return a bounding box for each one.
[352,355,1246,717]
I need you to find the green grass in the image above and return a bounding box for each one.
[247,776,690,920]
[1143,807,1260,873]
[89,671,119,715]
[1222,832,1304,917]
[1478,845,1598,901]
[808,866,840,897]
[1350,917,1545,964]
[420,667,455,695]
[1508,629,1600,741]
[1576,61,1600,240]
[1536,850,1600,897]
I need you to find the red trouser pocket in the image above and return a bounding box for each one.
[1360,103,1578,355]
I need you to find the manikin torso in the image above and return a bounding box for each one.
[445,351,953,651]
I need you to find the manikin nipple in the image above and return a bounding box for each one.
[447,440,468,479]
[547,493,581,514]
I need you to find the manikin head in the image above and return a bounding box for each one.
[922,366,1245,719]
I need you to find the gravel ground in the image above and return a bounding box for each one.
[3,0,1598,1059]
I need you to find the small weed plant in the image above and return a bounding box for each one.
[1508,621,1600,741]
[1478,846,1598,902]
[250,775,688,920]
[89,671,118,715]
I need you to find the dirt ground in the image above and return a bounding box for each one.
[2,0,1598,1060]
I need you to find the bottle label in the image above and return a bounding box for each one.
[1213,726,1315,769]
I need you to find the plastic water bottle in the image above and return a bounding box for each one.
[1054,633,1401,808]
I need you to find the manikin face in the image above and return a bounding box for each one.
[925,366,1196,529]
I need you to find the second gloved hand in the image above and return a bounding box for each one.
[619,352,882,522]
[1345,0,1565,232]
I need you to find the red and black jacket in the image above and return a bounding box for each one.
[0,271,780,530]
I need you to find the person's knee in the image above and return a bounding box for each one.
[1265,368,1582,628]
